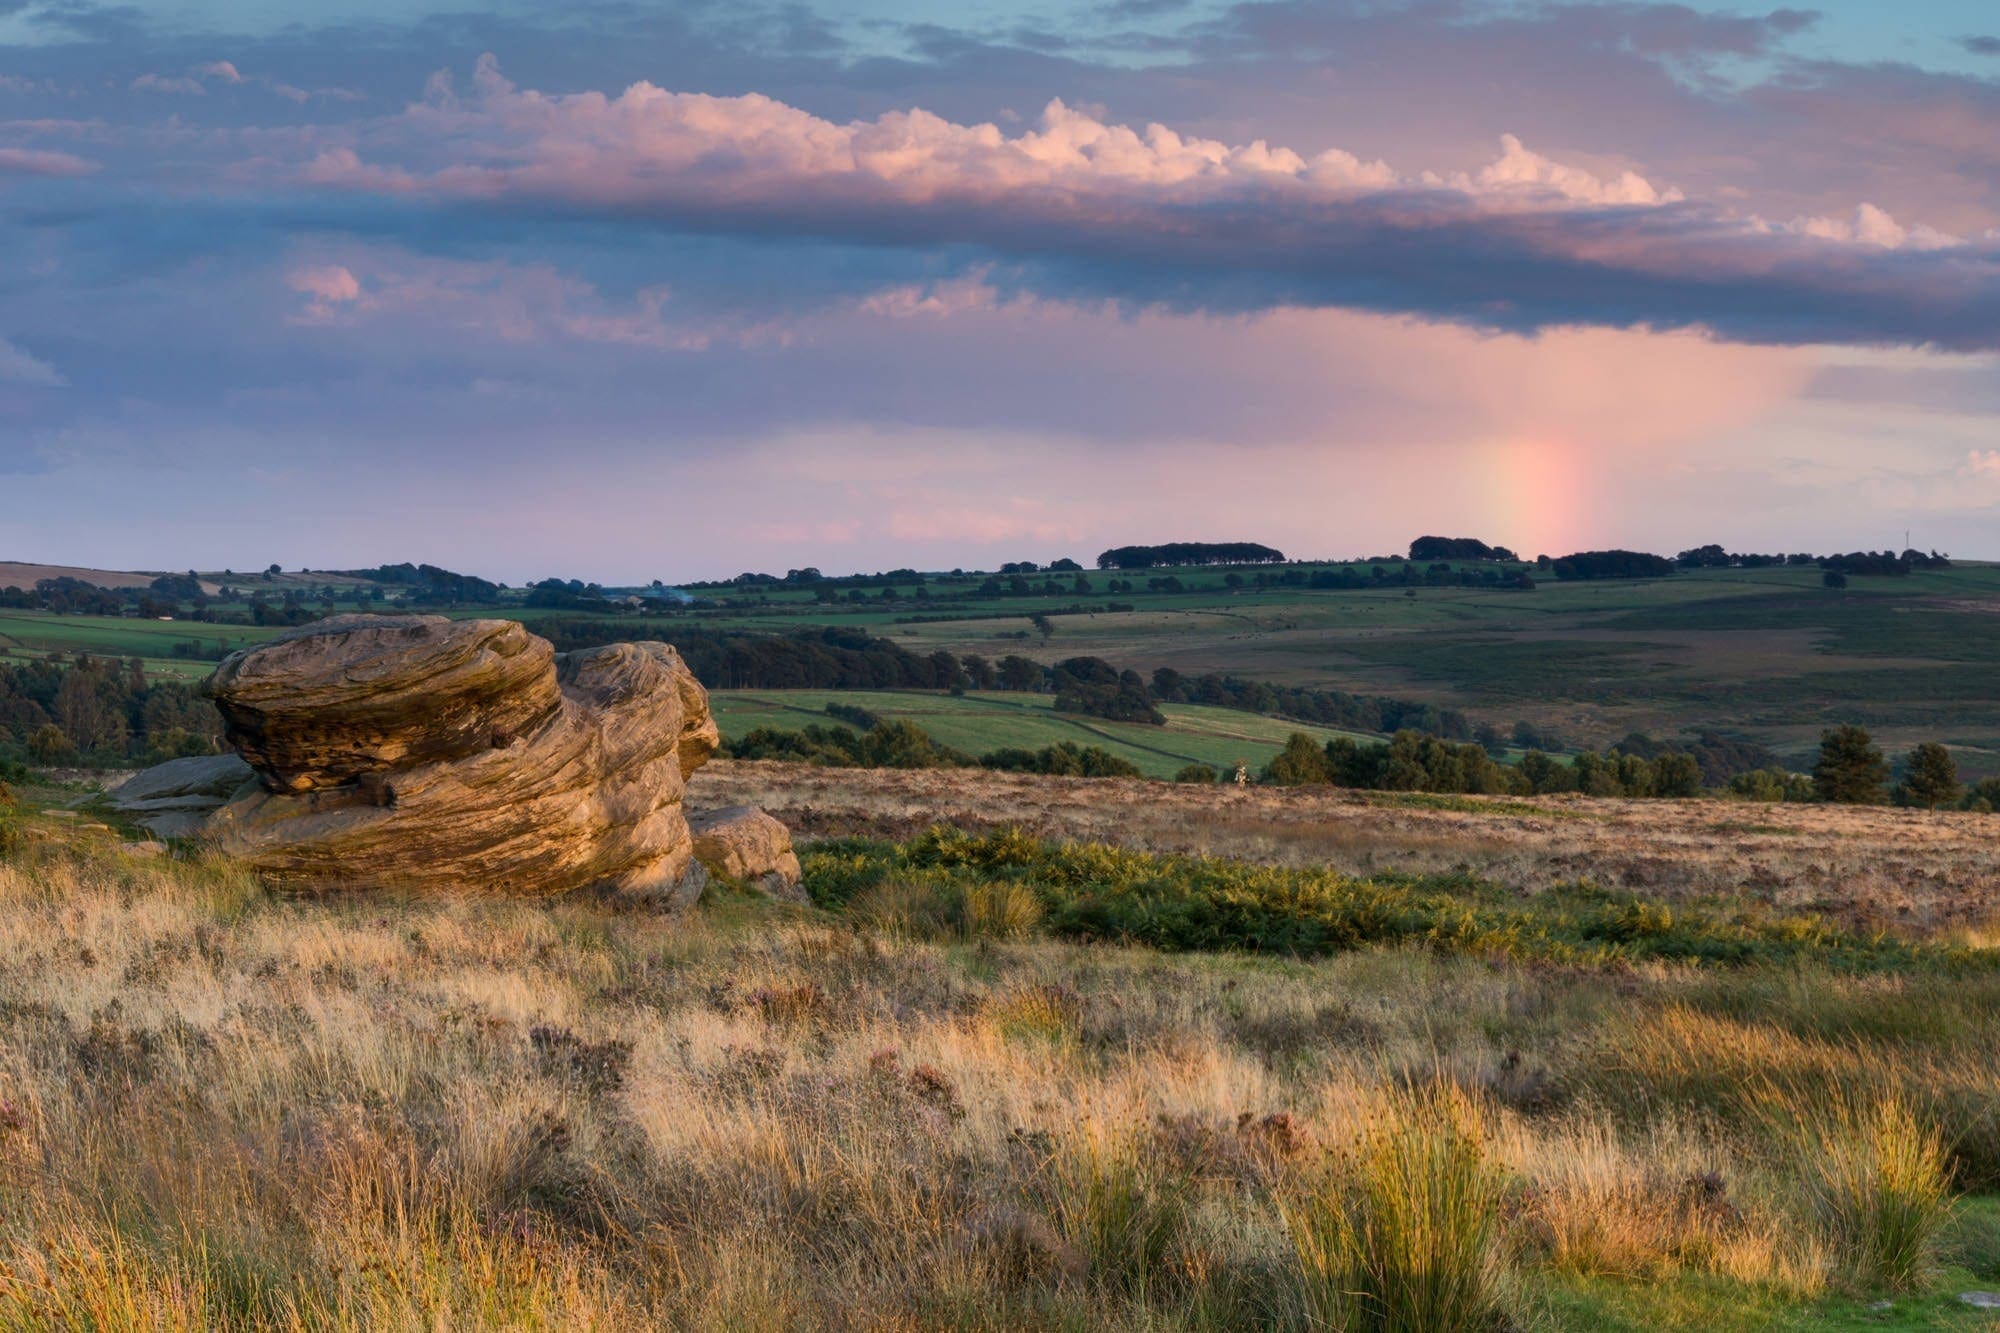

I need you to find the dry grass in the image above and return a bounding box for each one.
[700,759,2000,938]
[0,815,1994,1328]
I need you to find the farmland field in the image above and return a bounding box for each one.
[709,689,1384,777]
[9,558,2000,771]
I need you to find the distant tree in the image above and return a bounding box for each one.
[1029,614,1055,642]
[1173,763,1218,784]
[1822,570,1848,590]
[996,655,1044,692]
[54,673,127,754]
[27,723,75,765]
[1654,752,1704,798]
[1729,768,1789,803]
[1813,725,1889,804]
[1264,732,1334,786]
[1550,550,1676,581]
[1519,750,1575,795]
[266,563,282,575]
[1897,742,1961,811]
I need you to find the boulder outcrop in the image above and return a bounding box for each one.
[688,805,805,902]
[109,754,256,839]
[117,615,732,904]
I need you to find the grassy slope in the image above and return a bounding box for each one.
[710,689,1383,776]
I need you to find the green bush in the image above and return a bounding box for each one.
[803,828,1978,971]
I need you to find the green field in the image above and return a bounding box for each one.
[9,556,2000,772]
[0,611,280,681]
[710,689,1382,778]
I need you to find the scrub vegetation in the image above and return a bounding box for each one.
[1,781,1997,1329]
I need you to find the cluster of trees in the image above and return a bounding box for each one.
[1676,545,1813,570]
[1793,726,1991,811]
[1550,550,1678,581]
[1254,723,1993,806]
[3,577,154,617]
[334,564,503,603]
[1820,550,1952,578]
[1409,536,1520,562]
[1260,731,1704,797]
[724,720,1139,777]
[1095,543,1286,570]
[1047,658,1164,725]
[1148,667,1480,740]
[978,742,1141,778]
[0,654,223,767]
[1605,730,1785,786]
[998,559,1083,575]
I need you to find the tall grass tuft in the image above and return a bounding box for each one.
[1783,1091,1954,1292]
[959,879,1042,939]
[1283,1078,1502,1332]
[1044,1121,1192,1300]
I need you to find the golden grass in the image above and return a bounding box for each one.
[0,820,1993,1327]
[698,759,2000,938]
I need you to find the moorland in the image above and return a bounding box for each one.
[1,541,1998,1329]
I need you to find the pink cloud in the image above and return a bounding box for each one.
[0,147,98,177]
[293,58,2000,350]
[130,73,206,95]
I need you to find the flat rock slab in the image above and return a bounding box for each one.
[1962,1292,2000,1309]
[110,753,256,839]
[112,753,256,803]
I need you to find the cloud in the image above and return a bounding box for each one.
[1961,36,2000,57]
[131,73,206,95]
[0,146,97,176]
[0,337,63,386]
[132,59,356,104]
[279,244,778,350]
[296,59,2000,350]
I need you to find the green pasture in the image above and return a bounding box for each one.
[0,610,278,681]
[710,688,1381,778]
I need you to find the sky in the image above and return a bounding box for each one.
[3,0,2000,582]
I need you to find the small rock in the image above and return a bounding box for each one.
[1961,1292,2000,1309]
[688,806,804,902]
[122,840,169,858]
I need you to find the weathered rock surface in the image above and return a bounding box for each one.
[207,615,562,793]
[111,753,257,838]
[689,805,805,901]
[113,615,735,904]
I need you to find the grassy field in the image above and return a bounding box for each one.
[0,611,278,681]
[10,557,2000,770]
[1,783,1996,1329]
[663,562,2000,770]
[711,690,1384,778]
